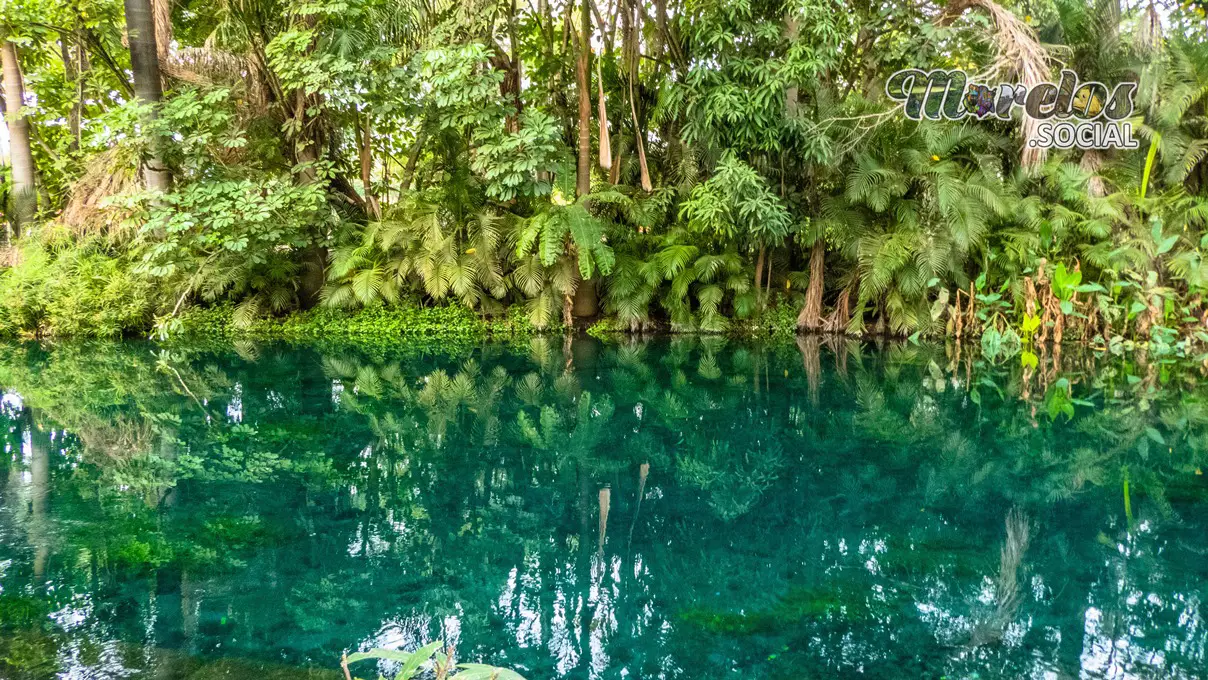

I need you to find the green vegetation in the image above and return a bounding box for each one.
[170,299,549,342]
[1,0,1207,350]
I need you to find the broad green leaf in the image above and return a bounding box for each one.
[395,642,443,680]
[346,648,423,664]
[453,663,527,680]
[1157,235,1178,255]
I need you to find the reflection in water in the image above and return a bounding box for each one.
[0,338,1205,679]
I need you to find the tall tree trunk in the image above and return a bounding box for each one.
[797,241,825,330]
[123,0,172,192]
[653,0,671,62]
[1,37,36,233]
[609,137,622,184]
[567,0,594,323]
[402,128,427,192]
[292,90,319,184]
[506,0,523,132]
[575,0,591,198]
[754,244,766,300]
[563,290,575,328]
[623,0,652,192]
[573,277,599,317]
[296,246,327,310]
[784,14,799,117]
[1080,149,1106,198]
[358,115,380,219]
[60,40,81,150]
[628,77,652,192]
[766,254,773,298]
[539,0,554,65]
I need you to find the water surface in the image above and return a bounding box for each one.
[0,338,1205,679]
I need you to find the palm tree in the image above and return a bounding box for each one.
[1136,38,1208,195]
[324,195,514,311]
[1,32,36,233]
[514,198,615,328]
[123,0,172,191]
[575,0,591,198]
[827,122,1013,335]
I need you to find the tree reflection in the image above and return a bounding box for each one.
[0,338,1204,679]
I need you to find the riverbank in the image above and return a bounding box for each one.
[6,295,1208,365]
[116,298,1208,364]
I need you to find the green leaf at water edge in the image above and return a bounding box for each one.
[453,663,527,680]
[345,649,414,664]
[344,641,443,680]
[1051,263,1081,300]
[396,641,444,680]
[1021,313,1041,335]
[930,288,949,321]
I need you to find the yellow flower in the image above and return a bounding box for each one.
[931,155,940,161]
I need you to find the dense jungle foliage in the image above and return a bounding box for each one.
[1,337,1206,678]
[1,0,1207,350]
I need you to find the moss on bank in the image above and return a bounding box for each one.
[177,298,802,345]
[172,303,552,343]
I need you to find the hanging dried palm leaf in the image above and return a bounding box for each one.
[1138,2,1163,54]
[938,0,1052,170]
[158,46,269,108]
[597,57,612,170]
[60,148,143,239]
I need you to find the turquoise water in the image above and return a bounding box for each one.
[0,338,1205,679]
